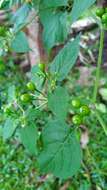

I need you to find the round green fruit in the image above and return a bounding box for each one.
[102,13,107,23]
[20,93,31,103]
[71,99,81,108]
[96,8,105,17]
[27,81,36,91]
[38,63,45,72]
[4,105,13,114]
[79,105,90,116]
[72,114,82,125]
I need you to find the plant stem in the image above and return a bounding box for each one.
[15,101,25,115]
[35,88,46,97]
[30,93,47,101]
[93,29,104,103]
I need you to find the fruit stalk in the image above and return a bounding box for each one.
[93,29,104,103]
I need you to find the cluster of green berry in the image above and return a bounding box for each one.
[20,63,45,103]
[96,7,107,28]
[20,81,36,103]
[71,99,90,125]
[3,81,36,115]
[3,64,45,115]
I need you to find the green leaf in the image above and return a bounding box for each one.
[40,10,69,50]
[25,107,41,122]
[50,34,80,81]
[32,0,40,10]
[38,119,82,179]
[71,0,96,23]
[11,31,30,53]
[20,123,38,155]
[3,118,19,140]
[7,85,16,104]
[95,103,107,113]
[31,65,44,90]
[39,0,67,9]
[48,87,69,120]
[99,88,107,101]
[12,3,31,32]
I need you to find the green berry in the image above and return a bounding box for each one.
[72,115,82,125]
[102,13,107,23]
[20,93,31,103]
[38,63,45,72]
[79,105,90,116]
[27,81,36,91]
[4,105,13,114]
[71,99,81,108]
[96,8,105,17]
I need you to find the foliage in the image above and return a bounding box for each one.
[1,0,107,188]
[1,65,107,189]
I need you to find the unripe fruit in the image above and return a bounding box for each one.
[20,93,31,103]
[27,81,36,91]
[96,8,105,17]
[102,13,107,23]
[72,114,82,125]
[71,99,81,108]
[38,63,45,72]
[4,105,13,114]
[79,105,90,116]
